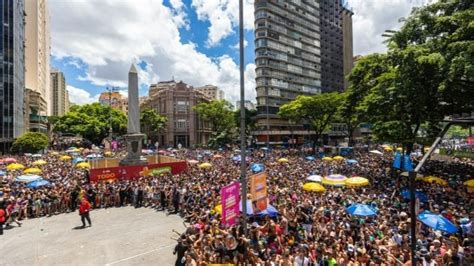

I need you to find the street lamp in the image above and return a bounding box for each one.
[105,86,119,139]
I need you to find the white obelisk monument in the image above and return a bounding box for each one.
[120,64,148,166]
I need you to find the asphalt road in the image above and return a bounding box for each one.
[0,206,186,266]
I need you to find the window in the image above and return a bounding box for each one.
[175,119,187,129]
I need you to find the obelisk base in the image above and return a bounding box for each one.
[119,133,148,166]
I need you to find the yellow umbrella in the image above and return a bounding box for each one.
[423,147,430,152]
[76,162,91,169]
[322,174,347,186]
[50,151,59,156]
[24,168,42,174]
[345,177,370,187]
[104,151,113,157]
[396,147,403,152]
[32,160,47,166]
[423,176,448,186]
[60,155,72,161]
[322,157,333,161]
[214,204,222,214]
[384,147,393,152]
[464,179,474,187]
[333,156,345,161]
[7,163,25,171]
[303,183,326,192]
[199,162,212,169]
[278,158,289,163]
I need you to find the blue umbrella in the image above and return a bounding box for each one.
[346,203,377,216]
[15,174,42,183]
[73,157,85,165]
[0,170,5,176]
[305,156,315,161]
[27,179,51,189]
[418,211,458,234]
[347,159,358,165]
[251,163,264,173]
[232,155,241,161]
[401,189,429,202]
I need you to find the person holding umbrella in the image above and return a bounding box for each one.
[78,198,92,228]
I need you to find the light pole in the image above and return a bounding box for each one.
[106,86,119,139]
[238,0,248,236]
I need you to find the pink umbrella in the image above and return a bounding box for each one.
[4,158,16,163]
[188,160,199,164]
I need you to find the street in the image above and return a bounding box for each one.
[0,207,185,265]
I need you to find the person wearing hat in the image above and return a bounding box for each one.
[173,235,187,266]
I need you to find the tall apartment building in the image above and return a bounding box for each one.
[194,85,224,101]
[0,0,26,153]
[254,0,322,145]
[253,0,353,145]
[64,89,70,113]
[50,70,67,116]
[25,0,50,115]
[320,0,353,92]
[141,81,211,148]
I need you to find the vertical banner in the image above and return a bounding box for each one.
[221,181,240,226]
[250,172,268,213]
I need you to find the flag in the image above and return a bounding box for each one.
[403,155,413,171]
[393,152,401,169]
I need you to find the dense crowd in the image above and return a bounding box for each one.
[0,146,473,265]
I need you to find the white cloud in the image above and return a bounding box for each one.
[50,0,255,105]
[66,85,99,105]
[348,0,420,55]
[191,0,254,46]
[231,39,248,50]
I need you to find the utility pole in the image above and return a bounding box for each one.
[238,0,247,236]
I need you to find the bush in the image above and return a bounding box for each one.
[11,132,49,153]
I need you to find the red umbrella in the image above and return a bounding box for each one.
[4,158,16,163]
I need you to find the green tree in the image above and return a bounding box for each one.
[140,108,167,142]
[53,103,127,144]
[12,132,49,153]
[279,92,343,154]
[234,108,258,135]
[194,100,235,147]
[357,0,473,153]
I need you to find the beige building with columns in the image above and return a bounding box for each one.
[25,0,51,116]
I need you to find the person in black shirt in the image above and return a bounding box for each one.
[173,236,188,266]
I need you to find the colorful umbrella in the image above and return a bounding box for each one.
[7,163,25,171]
[347,159,358,165]
[15,174,42,182]
[187,159,199,164]
[420,176,448,186]
[369,150,383,155]
[32,154,43,158]
[345,177,369,187]
[73,157,85,165]
[60,155,72,161]
[0,170,5,176]
[76,162,91,169]
[27,179,51,189]
[322,174,347,186]
[50,151,59,156]
[24,168,42,174]
[322,157,333,161]
[303,183,325,192]
[333,156,345,161]
[305,156,315,161]
[306,175,322,182]
[464,179,474,187]
[346,203,377,216]
[277,158,289,163]
[251,163,264,173]
[199,162,212,169]
[32,160,47,166]
[384,147,393,152]
[4,158,17,163]
[418,211,458,234]
[86,154,102,159]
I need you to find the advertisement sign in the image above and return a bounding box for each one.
[221,181,240,226]
[250,172,268,212]
[89,161,187,183]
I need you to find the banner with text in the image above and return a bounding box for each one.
[221,181,240,226]
[250,172,268,213]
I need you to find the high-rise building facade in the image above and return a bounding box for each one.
[99,91,127,114]
[25,0,50,115]
[0,0,26,152]
[194,85,224,101]
[319,0,352,92]
[253,0,322,145]
[50,70,67,116]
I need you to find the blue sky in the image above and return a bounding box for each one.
[49,0,420,105]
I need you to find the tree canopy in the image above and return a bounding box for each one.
[12,132,49,153]
[140,108,167,142]
[53,103,127,145]
[194,100,235,147]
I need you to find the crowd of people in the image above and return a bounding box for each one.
[0,145,473,265]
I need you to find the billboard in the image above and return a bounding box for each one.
[250,172,268,213]
[221,181,240,226]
